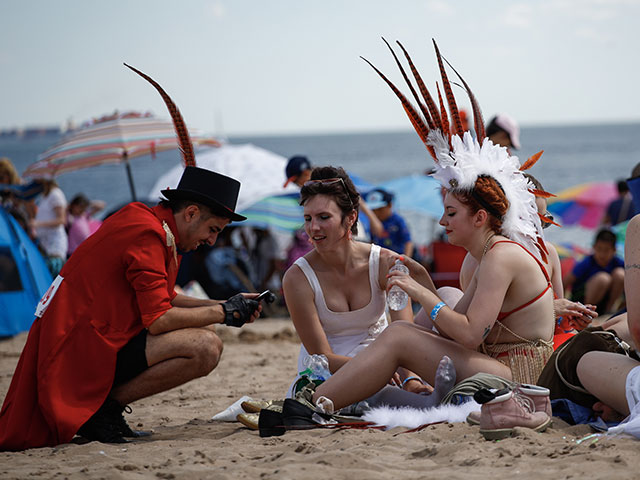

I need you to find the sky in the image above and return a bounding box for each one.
[1,0,639,136]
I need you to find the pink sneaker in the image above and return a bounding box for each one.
[479,390,551,440]
[467,384,552,426]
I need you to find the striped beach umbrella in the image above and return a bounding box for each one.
[22,112,219,201]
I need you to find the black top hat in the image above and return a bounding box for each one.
[161,166,246,221]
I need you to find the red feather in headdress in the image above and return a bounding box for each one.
[124,63,196,167]
[520,150,544,171]
[432,40,464,137]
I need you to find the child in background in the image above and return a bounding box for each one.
[67,194,105,256]
[564,228,625,314]
[365,188,413,257]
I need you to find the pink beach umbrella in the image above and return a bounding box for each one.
[547,181,618,229]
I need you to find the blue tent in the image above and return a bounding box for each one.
[0,207,52,336]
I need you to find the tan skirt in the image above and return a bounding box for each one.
[481,340,554,384]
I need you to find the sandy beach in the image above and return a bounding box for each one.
[1,317,639,480]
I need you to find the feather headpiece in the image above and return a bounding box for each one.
[124,63,196,168]
[362,39,553,261]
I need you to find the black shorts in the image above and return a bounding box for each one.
[113,329,149,387]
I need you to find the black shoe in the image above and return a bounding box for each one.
[258,409,286,438]
[116,405,152,438]
[77,399,128,444]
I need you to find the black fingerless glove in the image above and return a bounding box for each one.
[222,294,259,327]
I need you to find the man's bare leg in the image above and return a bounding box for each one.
[111,327,223,406]
[606,267,625,313]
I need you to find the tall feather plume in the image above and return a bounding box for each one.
[381,38,434,130]
[442,57,485,144]
[436,83,451,146]
[432,40,464,137]
[520,150,544,171]
[395,40,442,131]
[124,63,196,167]
[361,56,435,159]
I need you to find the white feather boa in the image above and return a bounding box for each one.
[362,401,481,430]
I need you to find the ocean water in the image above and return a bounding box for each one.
[3,122,640,248]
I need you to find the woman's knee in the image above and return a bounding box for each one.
[192,330,223,376]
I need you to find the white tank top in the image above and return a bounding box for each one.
[288,244,388,396]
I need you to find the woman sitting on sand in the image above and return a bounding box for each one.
[573,214,640,434]
[453,173,597,347]
[306,162,555,414]
[293,37,563,415]
[282,165,456,409]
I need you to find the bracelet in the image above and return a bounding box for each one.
[430,301,446,323]
[401,376,424,388]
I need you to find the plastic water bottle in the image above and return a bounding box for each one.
[300,354,332,381]
[387,260,409,311]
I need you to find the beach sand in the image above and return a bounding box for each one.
[1,317,639,480]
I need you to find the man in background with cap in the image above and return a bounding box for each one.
[486,113,521,152]
[365,188,413,257]
[283,155,313,188]
[0,166,263,450]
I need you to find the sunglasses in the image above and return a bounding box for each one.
[542,212,554,229]
[303,177,355,210]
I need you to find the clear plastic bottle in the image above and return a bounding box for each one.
[300,353,332,381]
[387,259,409,311]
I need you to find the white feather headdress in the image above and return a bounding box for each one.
[362,38,553,261]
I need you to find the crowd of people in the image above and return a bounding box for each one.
[1,47,640,452]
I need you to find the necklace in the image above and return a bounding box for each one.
[482,233,496,258]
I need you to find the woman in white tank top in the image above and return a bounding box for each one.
[282,166,456,408]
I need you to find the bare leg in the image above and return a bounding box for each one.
[606,267,625,312]
[313,321,510,410]
[111,328,223,406]
[584,272,611,307]
[576,351,639,416]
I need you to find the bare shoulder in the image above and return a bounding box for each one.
[282,262,311,295]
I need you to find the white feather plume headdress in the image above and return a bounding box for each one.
[362,38,554,261]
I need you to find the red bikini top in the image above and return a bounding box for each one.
[488,240,552,322]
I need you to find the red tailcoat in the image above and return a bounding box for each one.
[0,203,181,450]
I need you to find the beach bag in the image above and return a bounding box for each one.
[538,326,639,409]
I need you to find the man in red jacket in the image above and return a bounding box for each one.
[0,166,262,450]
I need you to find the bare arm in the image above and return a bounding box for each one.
[360,200,385,238]
[625,215,640,349]
[148,304,226,335]
[33,205,66,229]
[459,253,478,292]
[547,242,597,328]
[171,293,223,308]
[403,241,414,258]
[282,266,351,373]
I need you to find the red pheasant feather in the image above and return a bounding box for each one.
[442,57,485,144]
[539,212,561,227]
[381,38,434,130]
[520,150,544,171]
[395,40,442,131]
[432,40,464,137]
[530,188,556,199]
[436,82,451,147]
[361,56,434,156]
[124,63,196,167]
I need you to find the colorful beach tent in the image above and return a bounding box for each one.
[547,181,617,229]
[0,207,52,337]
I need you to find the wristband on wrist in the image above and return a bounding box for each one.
[430,301,446,323]
[401,376,424,388]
